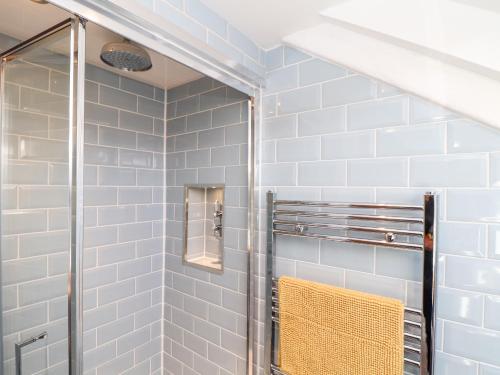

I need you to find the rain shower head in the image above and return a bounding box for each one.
[100,40,152,72]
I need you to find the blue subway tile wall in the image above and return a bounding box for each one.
[257,45,500,374]
[164,78,249,374]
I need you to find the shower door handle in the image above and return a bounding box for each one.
[15,332,47,375]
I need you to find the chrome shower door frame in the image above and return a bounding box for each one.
[0,17,86,375]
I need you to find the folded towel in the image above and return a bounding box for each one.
[278,276,404,375]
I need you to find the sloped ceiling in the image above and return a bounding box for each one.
[203,0,500,128]
[284,0,500,129]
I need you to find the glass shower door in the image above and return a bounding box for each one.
[0,19,85,375]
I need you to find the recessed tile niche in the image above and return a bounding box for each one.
[183,184,224,272]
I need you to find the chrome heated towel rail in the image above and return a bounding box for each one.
[264,191,438,375]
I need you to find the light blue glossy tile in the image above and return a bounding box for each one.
[186,0,227,37]
[377,82,402,98]
[187,110,211,132]
[167,84,189,103]
[157,0,206,41]
[120,76,155,98]
[176,95,200,116]
[295,262,343,287]
[345,271,405,301]
[261,163,296,186]
[490,153,500,187]
[225,123,246,145]
[484,295,500,331]
[376,187,446,219]
[298,160,346,186]
[86,64,119,87]
[138,97,164,118]
[322,75,376,108]
[321,187,374,203]
[100,86,137,112]
[99,167,136,186]
[439,222,486,257]
[434,351,478,375]
[198,166,224,184]
[298,107,344,136]
[348,158,407,187]
[299,59,346,86]
[186,149,210,168]
[284,46,311,65]
[182,83,207,106]
[262,95,276,118]
[175,133,197,151]
[444,321,500,366]
[437,287,483,326]
[120,111,154,134]
[228,25,259,61]
[376,123,445,156]
[375,247,422,281]
[277,85,320,115]
[410,154,487,187]
[482,365,500,375]
[200,87,226,110]
[277,137,320,162]
[276,236,319,263]
[85,102,118,127]
[211,145,239,166]
[488,225,500,260]
[447,189,500,222]
[265,46,283,70]
[347,96,408,130]
[167,117,187,135]
[265,65,298,94]
[5,61,49,90]
[446,256,500,294]
[198,127,224,149]
[207,32,244,66]
[21,87,68,117]
[213,103,240,127]
[263,115,296,140]
[322,131,374,159]
[321,241,374,273]
[410,96,458,123]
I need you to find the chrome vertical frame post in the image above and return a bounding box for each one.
[68,17,86,375]
[246,99,255,375]
[0,37,6,372]
[263,191,276,375]
[421,193,438,375]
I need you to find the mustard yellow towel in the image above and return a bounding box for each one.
[278,276,404,375]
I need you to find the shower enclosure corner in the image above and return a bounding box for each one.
[0,17,86,375]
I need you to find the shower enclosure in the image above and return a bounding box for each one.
[0,18,86,374]
[0,4,255,374]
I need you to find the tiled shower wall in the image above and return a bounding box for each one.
[1,34,165,374]
[256,45,500,374]
[81,65,165,375]
[163,77,249,374]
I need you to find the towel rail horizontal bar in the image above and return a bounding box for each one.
[273,230,424,251]
[274,210,424,224]
[273,220,424,237]
[405,332,421,341]
[275,200,424,211]
[405,358,421,367]
[405,345,421,354]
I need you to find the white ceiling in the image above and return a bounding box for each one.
[201,0,339,49]
[0,0,202,89]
